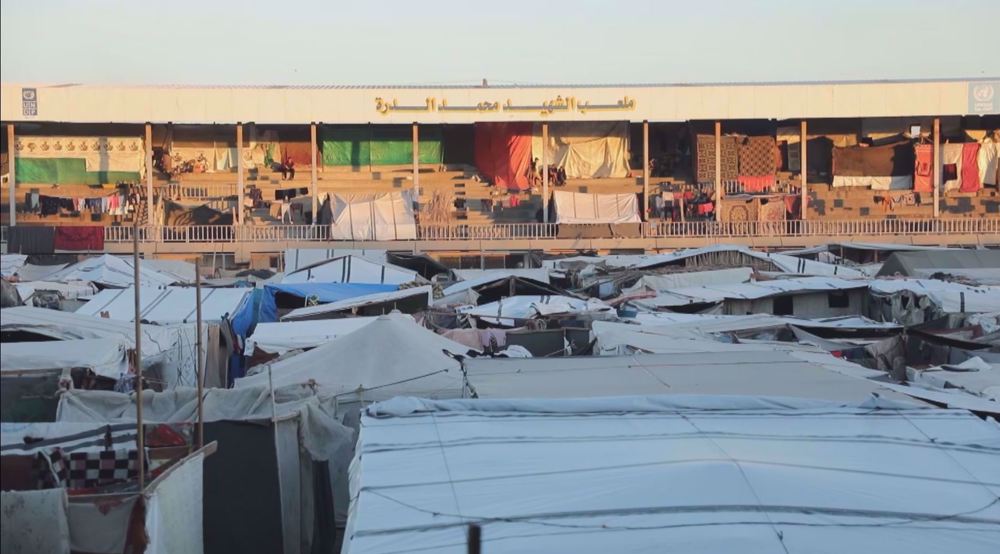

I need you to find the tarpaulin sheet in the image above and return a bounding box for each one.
[54,226,104,251]
[321,126,442,166]
[553,190,640,224]
[832,141,915,177]
[474,122,532,191]
[163,200,233,226]
[329,191,417,241]
[531,122,630,178]
[255,283,398,327]
[15,158,140,184]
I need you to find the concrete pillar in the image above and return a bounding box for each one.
[800,120,808,221]
[542,122,549,224]
[311,122,318,225]
[145,123,154,225]
[236,123,244,224]
[642,120,650,219]
[933,117,941,218]
[412,122,420,210]
[6,123,15,226]
[714,121,722,222]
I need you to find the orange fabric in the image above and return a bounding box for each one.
[474,123,532,191]
[738,175,775,192]
[913,144,933,193]
[281,142,314,167]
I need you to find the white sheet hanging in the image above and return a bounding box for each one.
[329,191,417,241]
[553,190,641,224]
[532,122,631,178]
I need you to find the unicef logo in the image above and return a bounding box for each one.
[973,84,995,103]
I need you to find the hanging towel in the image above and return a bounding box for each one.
[913,144,933,193]
[960,143,982,192]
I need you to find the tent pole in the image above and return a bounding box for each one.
[933,117,941,218]
[236,122,244,225]
[6,123,15,226]
[195,257,205,449]
[542,122,549,224]
[132,218,145,490]
[311,122,318,226]
[714,120,722,222]
[642,120,650,220]
[412,122,420,212]
[800,119,808,221]
[145,123,154,227]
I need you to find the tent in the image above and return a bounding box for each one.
[474,122,532,191]
[531,121,631,178]
[281,286,432,321]
[460,295,613,327]
[245,318,380,355]
[633,244,867,278]
[439,271,566,306]
[1,338,129,380]
[236,314,474,405]
[283,248,387,273]
[281,255,419,285]
[328,191,417,241]
[876,250,1000,284]
[344,395,997,554]
[552,190,641,224]
[46,254,193,288]
[76,286,253,324]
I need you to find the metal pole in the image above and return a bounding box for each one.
[800,119,808,221]
[933,117,941,218]
[195,258,205,449]
[412,122,420,211]
[145,123,154,225]
[467,523,482,554]
[714,121,722,222]
[132,219,144,490]
[642,120,650,219]
[542,122,549,224]
[236,123,244,224]
[311,122,318,226]
[6,124,15,226]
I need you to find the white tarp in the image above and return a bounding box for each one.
[634,244,867,278]
[344,395,1000,554]
[1,489,70,554]
[15,280,98,302]
[459,295,613,327]
[553,190,641,224]
[452,268,552,284]
[624,268,754,293]
[1,338,129,379]
[629,276,868,308]
[281,287,432,321]
[144,452,204,554]
[531,121,631,178]
[281,255,418,285]
[47,255,191,288]
[283,248,387,273]
[245,317,380,355]
[0,254,28,278]
[236,314,472,401]
[329,191,417,241]
[75,286,252,324]
[832,175,913,189]
[870,279,1000,314]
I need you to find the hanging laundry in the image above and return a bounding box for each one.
[54,226,104,251]
[960,143,982,192]
[913,144,933,193]
[979,140,999,186]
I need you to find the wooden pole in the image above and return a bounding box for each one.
[542,122,549,224]
[933,117,941,218]
[467,523,482,554]
[412,122,420,211]
[195,258,205,449]
[6,124,15,226]
[236,123,244,224]
[714,121,722,222]
[800,119,808,221]
[642,120,650,219]
[310,123,318,226]
[132,219,145,490]
[145,123,154,225]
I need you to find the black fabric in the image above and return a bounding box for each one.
[833,141,915,177]
[275,188,298,201]
[39,196,60,215]
[7,226,56,254]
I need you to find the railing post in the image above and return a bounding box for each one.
[542,122,549,224]
[714,121,722,222]
[933,117,941,219]
[236,123,245,225]
[7,123,16,227]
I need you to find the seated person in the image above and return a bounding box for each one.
[280,156,296,180]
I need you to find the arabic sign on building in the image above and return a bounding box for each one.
[22,88,37,117]
[375,95,637,117]
[968,82,998,114]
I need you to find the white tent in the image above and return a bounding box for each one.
[624,267,754,293]
[1,338,129,379]
[245,317,380,355]
[329,191,417,241]
[553,190,641,224]
[75,286,252,324]
[236,314,473,402]
[452,268,552,284]
[0,254,28,278]
[283,248,387,273]
[628,276,868,309]
[635,244,867,278]
[345,395,1000,554]
[281,287,432,321]
[281,255,418,285]
[46,254,193,288]
[14,280,98,302]
[459,295,613,327]
[870,278,1000,313]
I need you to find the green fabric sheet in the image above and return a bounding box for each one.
[16,158,140,184]
[321,126,442,166]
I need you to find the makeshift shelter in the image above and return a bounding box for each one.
[876,250,1000,284]
[281,255,419,285]
[439,270,565,306]
[76,286,253,325]
[54,386,353,554]
[474,122,532,191]
[633,244,867,278]
[531,122,631,178]
[459,295,614,327]
[47,254,192,288]
[2,338,129,380]
[283,248,387,273]
[869,279,1000,325]
[832,140,915,189]
[282,286,432,321]
[14,135,144,184]
[245,318,380,356]
[552,190,641,224]
[328,191,417,241]
[344,395,998,554]
[256,282,397,318]
[321,125,442,166]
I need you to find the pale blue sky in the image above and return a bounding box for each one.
[2,0,997,85]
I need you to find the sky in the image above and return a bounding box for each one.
[1,0,998,86]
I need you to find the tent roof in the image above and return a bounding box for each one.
[869,279,1000,313]
[634,245,867,278]
[281,255,418,285]
[459,295,613,326]
[44,254,192,288]
[1,338,128,379]
[630,276,867,308]
[345,395,1000,554]
[283,248,387,273]
[281,286,432,321]
[876,250,1000,283]
[75,286,252,323]
[235,314,473,400]
[264,282,397,303]
[246,317,380,355]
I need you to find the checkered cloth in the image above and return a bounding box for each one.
[35,447,140,490]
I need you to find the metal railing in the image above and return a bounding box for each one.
[156,183,238,199]
[644,218,1000,238]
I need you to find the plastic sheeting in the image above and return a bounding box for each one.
[76,286,253,324]
[1,338,129,379]
[47,254,192,288]
[634,244,867,278]
[281,255,418,285]
[531,122,631,178]
[329,191,417,241]
[1,489,70,554]
[474,122,532,191]
[553,190,641,224]
[245,317,380,355]
[625,268,753,293]
[346,396,1000,554]
[144,452,204,554]
[321,125,442,166]
[283,248,387,273]
[282,286,432,321]
[459,295,613,327]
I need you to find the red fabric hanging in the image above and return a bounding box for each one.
[280,142,314,167]
[737,175,775,192]
[960,142,982,192]
[474,123,532,191]
[913,144,933,193]
[54,226,104,251]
